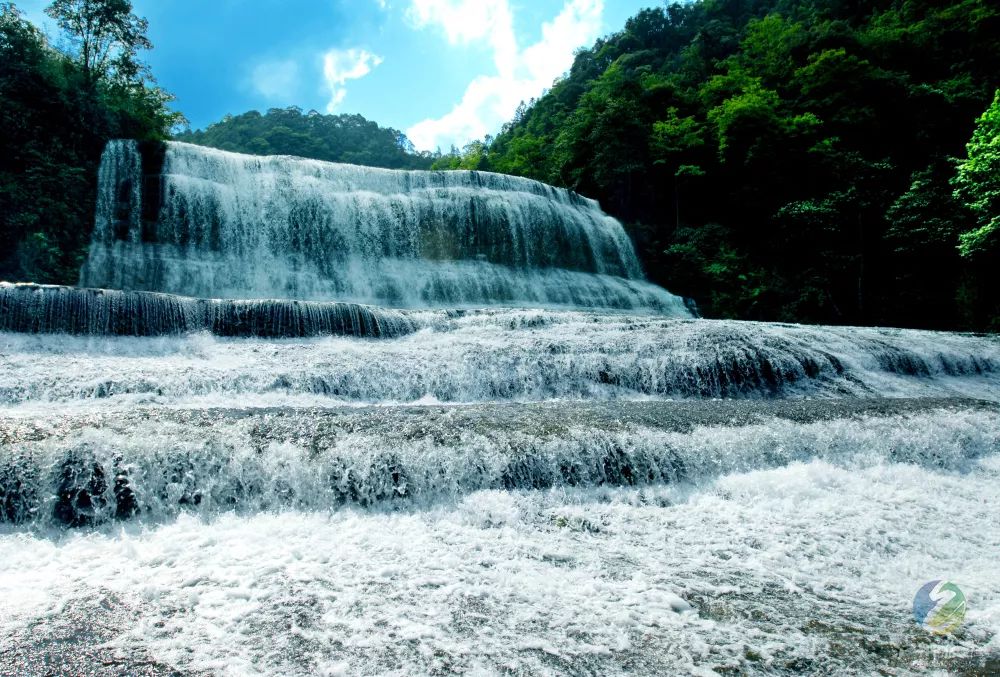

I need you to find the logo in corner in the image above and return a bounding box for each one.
[913,580,966,634]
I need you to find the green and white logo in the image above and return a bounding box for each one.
[913,580,966,634]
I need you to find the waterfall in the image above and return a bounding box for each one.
[4,144,1000,677]
[78,140,691,314]
[2,311,998,407]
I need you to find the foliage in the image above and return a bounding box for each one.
[0,0,181,283]
[472,0,1000,329]
[430,140,490,171]
[175,108,435,170]
[953,90,1000,258]
[3,0,999,329]
[45,0,150,85]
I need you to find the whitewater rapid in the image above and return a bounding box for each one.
[2,308,999,673]
[2,445,999,675]
[1,398,997,527]
[2,310,998,409]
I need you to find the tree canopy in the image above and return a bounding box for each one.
[44,0,150,86]
[0,0,181,283]
[953,90,1000,259]
[441,0,1000,330]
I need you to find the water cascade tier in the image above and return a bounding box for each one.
[5,142,1000,677]
[0,283,415,338]
[1,399,996,527]
[78,140,691,313]
[3,310,997,407]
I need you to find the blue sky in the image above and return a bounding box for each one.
[17,0,662,151]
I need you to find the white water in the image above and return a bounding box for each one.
[2,311,997,410]
[3,313,998,673]
[78,141,690,313]
[0,282,417,338]
[3,448,999,675]
[1,403,997,526]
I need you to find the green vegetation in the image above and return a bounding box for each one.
[175,108,435,170]
[0,0,181,283]
[442,0,1000,329]
[954,91,1000,259]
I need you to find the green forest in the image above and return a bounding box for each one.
[438,0,1000,330]
[2,0,999,329]
[0,0,181,284]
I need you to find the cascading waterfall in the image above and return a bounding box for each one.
[2,312,998,406]
[3,141,1000,676]
[78,140,691,314]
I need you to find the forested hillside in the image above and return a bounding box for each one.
[443,0,1000,329]
[0,1,181,284]
[175,108,435,170]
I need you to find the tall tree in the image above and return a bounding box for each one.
[1,1,178,283]
[44,0,150,86]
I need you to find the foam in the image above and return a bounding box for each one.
[2,451,997,675]
[78,141,690,313]
[1,312,997,409]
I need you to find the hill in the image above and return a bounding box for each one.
[175,107,435,170]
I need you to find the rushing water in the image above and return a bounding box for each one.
[1,399,997,527]
[2,142,999,675]
[2,310,997,407]
[2,312,999,674]
[0,283,416,338]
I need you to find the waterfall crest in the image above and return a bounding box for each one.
[78,140,691,314]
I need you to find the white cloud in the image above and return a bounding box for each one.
[407,0,517,77]
[323,48,384,112]
[251,59,300,100]
[405,0,604,151]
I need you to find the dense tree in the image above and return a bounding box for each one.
[430,140,490,171]
[460,0,1000,329]
[953,91,1000,259]
[45,0,150,86]
[0,1,180,283]
[175,108,435,171]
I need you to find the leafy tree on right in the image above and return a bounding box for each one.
[954,91,1000,259]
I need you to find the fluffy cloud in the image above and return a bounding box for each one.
[406,0,517,76]
[251,59,300,100]
[323,48,384,112]
[405,0,604,151]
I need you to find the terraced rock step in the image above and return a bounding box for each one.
[3,310,999,405]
